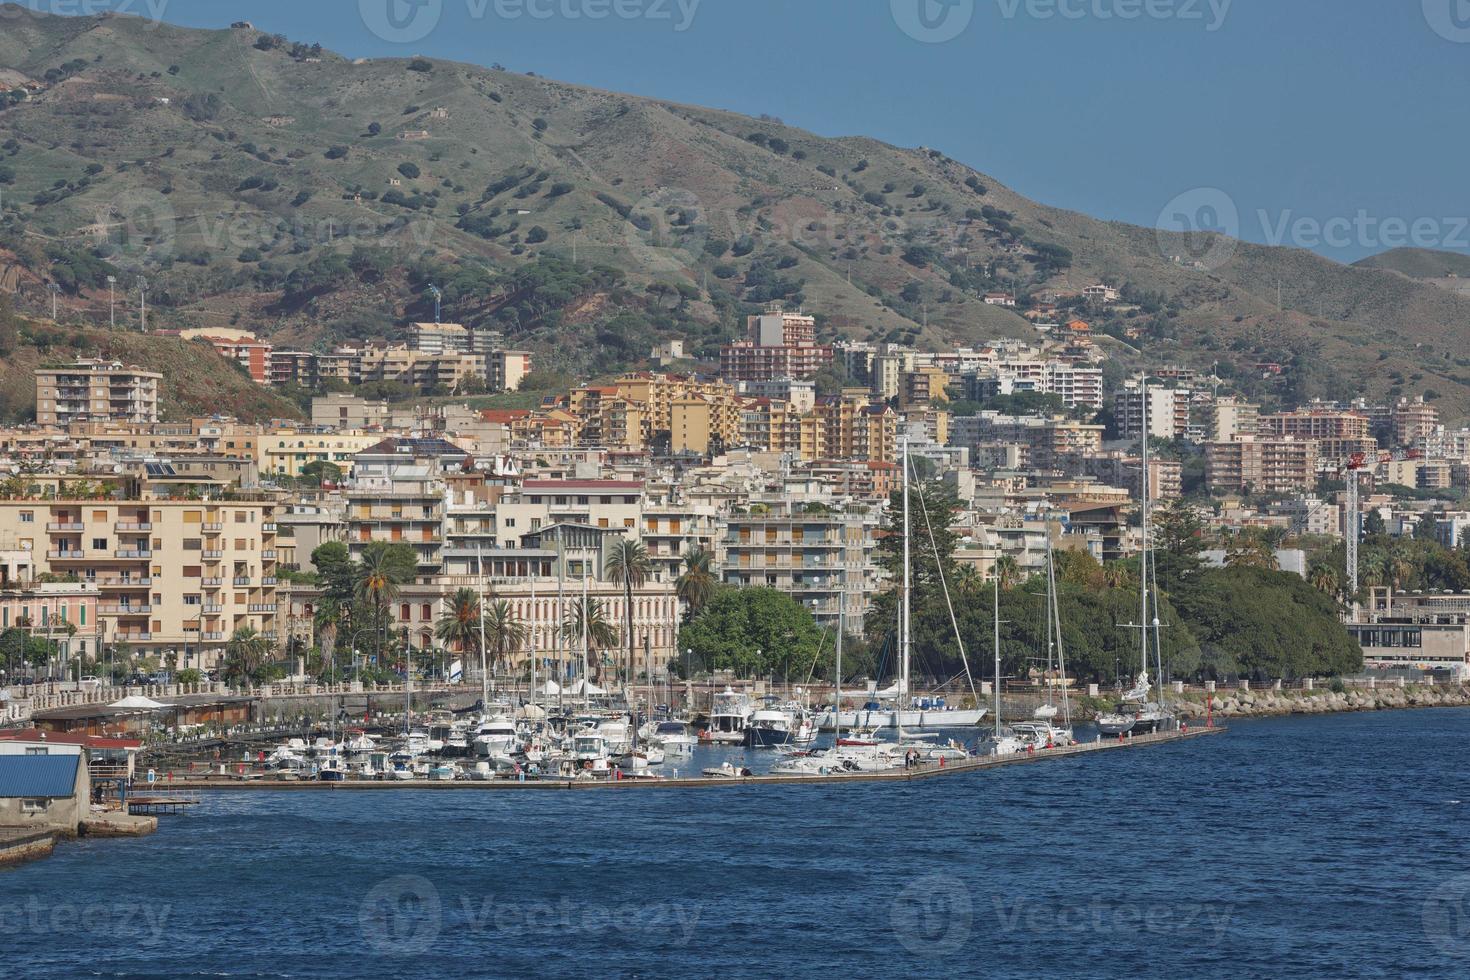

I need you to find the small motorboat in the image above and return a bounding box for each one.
[701,761,753,779]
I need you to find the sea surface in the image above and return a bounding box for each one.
[6,709,1470,979]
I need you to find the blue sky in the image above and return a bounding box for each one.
[137,0,1470,263]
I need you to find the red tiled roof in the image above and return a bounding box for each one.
[0,729,142,750]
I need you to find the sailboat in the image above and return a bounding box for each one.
[1010,536,1074,749]
[974,572,1025,757]
[1096,379,1176,737]
[816,437,987,732]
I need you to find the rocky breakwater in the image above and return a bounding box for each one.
[1171,685,1470,720]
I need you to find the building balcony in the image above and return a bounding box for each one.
[115,550,152,559]
[233,576,252,587]
[261,550,277,559]
[115,522,152,532]
[261,577,278,586]
[249,603,275,613]
[46,549,85,560]
[262,523,277,533]
[203,550,224,560]
[46,522,85,532]
[202,577,223,587]
[202,602,224,614]
[203,523,223,532]
[99,604,151,615]
[202,632,224,641]
[114,632,153,642]
[96,576,150,588]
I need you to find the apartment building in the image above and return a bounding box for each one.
[311,394,391,430]
[35,360,161,426]
[717,501,880,632]
[343,438,472,578]
[258,430,384,478]
[1199,396,1260,443]
[0,498,279,662]
[488,351,533,392]
[0,552,99,667]
[492,480,644,548]
[410,321,470,354]
[950,412,1104,471]
[720,309,832,382]
[1392,396,1441,449]
[1205,437,1318,494]
[1113,383,1190,441]
[179,328,273,384]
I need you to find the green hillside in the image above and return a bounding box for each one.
[1,8,1468,421]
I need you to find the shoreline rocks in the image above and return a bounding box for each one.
[1166,685,1470,720]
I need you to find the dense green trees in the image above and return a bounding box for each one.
[678,588,825,679]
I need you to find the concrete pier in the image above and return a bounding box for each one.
[0,829,57,866]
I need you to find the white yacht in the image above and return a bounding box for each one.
[703,688,753,743]
[649,720,698,756]
[472,716,520,758]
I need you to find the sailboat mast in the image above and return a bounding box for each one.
[477,544,489,709]
[529,575,537,711]
[556,533,565,716]
[834,575,844,740]
[1138,380,1151,681]
[993,576,1001,737]
[899,437,911,741]
[581,556,590,710]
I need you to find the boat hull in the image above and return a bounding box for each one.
[742,726,793,748]
[816,707,988,730]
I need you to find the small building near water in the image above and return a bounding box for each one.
[0,740,89,835]
[31,694,254,737]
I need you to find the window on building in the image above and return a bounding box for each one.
[19,511,33,523]
[24,747,47,756]
[20,799,48,814]
[92,538,108,551]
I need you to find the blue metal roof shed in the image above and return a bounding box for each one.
[0,756,81,798]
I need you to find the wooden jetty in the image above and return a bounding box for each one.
[180,726,1226,793]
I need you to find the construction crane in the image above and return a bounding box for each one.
[1346,451,1367,618]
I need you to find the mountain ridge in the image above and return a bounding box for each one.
[0,7,1466,423]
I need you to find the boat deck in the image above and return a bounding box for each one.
[178,726,1226,792]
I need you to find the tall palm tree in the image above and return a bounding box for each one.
[605,538,651,686]
[222,626,269,687]
[1100,562,1133,590]
[675,546,716,619]
[355,542,417,663]
[1308,562,1340,598]
[561,597,619,682]
[480,599,526,678]
[313,601,343,680]
[434,587,483,668]
[994,555,1021,590]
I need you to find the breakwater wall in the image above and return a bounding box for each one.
[1168,684,1470,720]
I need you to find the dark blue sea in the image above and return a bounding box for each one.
[6,709,1470,979]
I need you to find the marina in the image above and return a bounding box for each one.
[141,726,1225,791]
